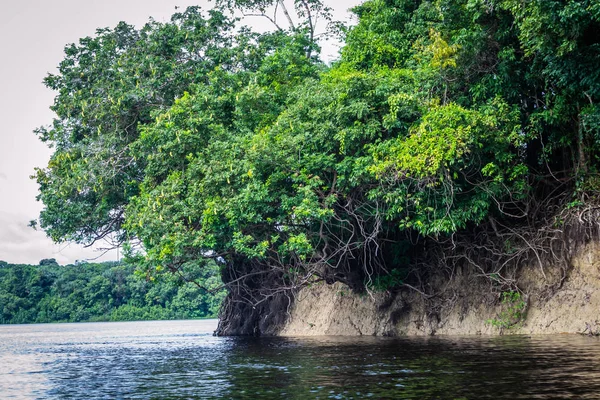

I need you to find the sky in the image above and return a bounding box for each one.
[0,0,361,265]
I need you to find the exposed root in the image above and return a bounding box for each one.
[214,179,600,336]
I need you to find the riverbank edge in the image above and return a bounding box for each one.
[276,242,600,337]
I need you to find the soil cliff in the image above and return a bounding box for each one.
[278,242,600,336]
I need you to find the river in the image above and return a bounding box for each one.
[1,319,600,399]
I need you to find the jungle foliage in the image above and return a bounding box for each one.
[34,0,600,332]
[0,259,224,324]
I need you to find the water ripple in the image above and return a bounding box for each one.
[2,321,600,399]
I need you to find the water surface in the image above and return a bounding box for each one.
[1,320,600,399]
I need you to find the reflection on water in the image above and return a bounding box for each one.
[1,320,600,399]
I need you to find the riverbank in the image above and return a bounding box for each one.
[279,242,600,336]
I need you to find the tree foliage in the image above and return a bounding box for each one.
[0,260,225,324]
[34,7,292,246]
[35,0,600,332]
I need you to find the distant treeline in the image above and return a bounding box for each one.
[0,259,225,324]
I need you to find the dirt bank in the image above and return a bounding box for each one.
[279,242,600,336]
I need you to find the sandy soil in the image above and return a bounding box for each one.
[280,243,600,336]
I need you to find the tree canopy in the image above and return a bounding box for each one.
[34,0,600,332]
[0,260,224,324]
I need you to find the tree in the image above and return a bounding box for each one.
[0,260,224,324]
[34,8,255,247]
[35,0,600,335]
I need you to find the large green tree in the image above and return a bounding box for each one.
[34,7,289,246]
[35,0,600,334]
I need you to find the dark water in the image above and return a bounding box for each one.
[2,320,600,399]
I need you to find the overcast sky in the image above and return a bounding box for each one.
[0,0,360,265]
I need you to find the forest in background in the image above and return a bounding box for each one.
[0,259,225,324]
[29,0,600,334]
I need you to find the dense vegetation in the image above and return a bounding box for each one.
[0,259,224,324]
[33,0,600,334]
